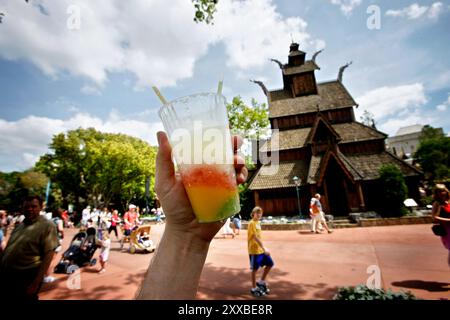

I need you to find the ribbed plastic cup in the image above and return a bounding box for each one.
[158,93,240,223]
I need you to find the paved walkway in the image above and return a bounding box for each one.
[39,224,450,300]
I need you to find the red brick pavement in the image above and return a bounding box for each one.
[37,224,449,300]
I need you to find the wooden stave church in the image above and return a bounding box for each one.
[248,43,422,217]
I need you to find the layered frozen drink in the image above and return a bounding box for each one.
[158,93,240,223]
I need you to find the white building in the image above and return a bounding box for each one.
[386,125,423,160]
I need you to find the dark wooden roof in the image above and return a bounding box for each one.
[283,60,319,76]
[343,151,422,180]
[260,122,385,151]
[249,160,309,190]
[269,80,357,118]
[250,151,420,191]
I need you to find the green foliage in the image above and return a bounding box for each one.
[227,96,270,139]
[415,125,450,183]
[334,285,417,300]
[36,128,156,212]
[378,165,408,217]
[0,170,47,212]
[192,0,218,24]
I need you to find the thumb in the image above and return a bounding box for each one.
[155,131,176,194]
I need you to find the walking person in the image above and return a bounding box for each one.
[98,231,111,274]
[431,184,450,267]
[43,208,65,284]
[232,213,242,235]
[108,209,121,241]
[0,196,58,300]
[310,193,333,234]
[81,205,91,228]
[221,217,235,239]
[247,206,274,297]
[120,204,140,250]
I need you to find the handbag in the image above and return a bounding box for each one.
[431,224,447,237]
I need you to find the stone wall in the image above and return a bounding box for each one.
[358,216,433,227]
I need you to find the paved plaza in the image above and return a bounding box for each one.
[39,223,450,300]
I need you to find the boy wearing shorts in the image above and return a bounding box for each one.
[247,206,274,297]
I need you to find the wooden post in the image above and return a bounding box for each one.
[357,182,366,211]
[254,191,260,206]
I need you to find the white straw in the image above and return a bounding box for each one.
[152,86,168,105]
[217,78,223,96]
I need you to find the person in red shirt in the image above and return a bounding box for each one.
[431,184,450,267]
[120,204,140,250]
[108,209,121,241]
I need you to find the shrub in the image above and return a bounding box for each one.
[378,165,408,217]
[334,285,417,300]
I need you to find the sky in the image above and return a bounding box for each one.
[0,0,449,172]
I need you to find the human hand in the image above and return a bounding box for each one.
[264,248,270,256]
[155,131,247,245]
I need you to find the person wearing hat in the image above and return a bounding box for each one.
[121,204,140,249]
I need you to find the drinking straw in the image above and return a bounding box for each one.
[152,86,168,105]
[217,78,223,96]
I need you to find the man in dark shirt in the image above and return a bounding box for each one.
[0,195,58,300]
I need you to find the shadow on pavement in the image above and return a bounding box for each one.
[198,263,338,300]
[392,280,450,292]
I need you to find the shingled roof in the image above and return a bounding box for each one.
[343,151,421,180]
[269,80,357,118]
[249,160,309,190]
[260,122,386,151]
[283,60,320,76]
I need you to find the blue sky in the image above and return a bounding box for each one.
[0,0,449,172]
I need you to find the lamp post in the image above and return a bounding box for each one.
[293,176,302,219]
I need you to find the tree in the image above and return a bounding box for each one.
[0,169,47,212]
[360,110,376,128]
[378,165,408,217]
[192,0,218,24]
[1,1,218,25]
[36,128,157,212]
[414,125,450,183]
[227,96,270,139]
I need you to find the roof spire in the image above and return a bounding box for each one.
[312,49,323,62]
[338,61,353,82]
[250,79,269,97]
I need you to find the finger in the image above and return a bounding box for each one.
[155,132,175,192]
[232,135,244,153]
[233,154,246,168]
[236,166,248,185]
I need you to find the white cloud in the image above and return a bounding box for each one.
[356,83,428,120]
[329,0,362,16]
[386,2,445,20]
[81,85,102,96]
[0,112,163,172]
[435,93,450,112]
[436,104,447,111]
[0,0,322,89]
[428,2,444,18]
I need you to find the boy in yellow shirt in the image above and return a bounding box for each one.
[247,206,274,297]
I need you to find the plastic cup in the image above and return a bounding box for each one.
[158,93,240,223]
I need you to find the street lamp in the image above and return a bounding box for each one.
[293,176,302,219]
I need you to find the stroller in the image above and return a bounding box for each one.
[54,227,100,274]
[127,225,156,254]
